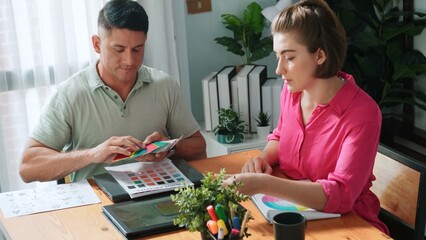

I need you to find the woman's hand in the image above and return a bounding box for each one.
[241,156,273,174]
[222,173,270,196]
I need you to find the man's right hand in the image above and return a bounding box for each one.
[88,136,144,164]
[19,136,144,183]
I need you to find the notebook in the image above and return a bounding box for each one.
[252,193,341,223]
[93,159,203,202]
[102,195,181,238]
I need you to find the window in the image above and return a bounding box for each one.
[0,0,103,92]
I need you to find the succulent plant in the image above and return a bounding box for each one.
[255,110,271,127]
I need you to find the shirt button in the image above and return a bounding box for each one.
[114,95,118,99]
[123,105,126,109]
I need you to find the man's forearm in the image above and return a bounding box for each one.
[20,147,92,182]
[171,131,206,161]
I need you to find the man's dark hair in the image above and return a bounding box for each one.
[98,0,149,34]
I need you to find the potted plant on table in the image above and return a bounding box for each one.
[213,107,246,144]
[254,110,271,139]
[171,169,251,239]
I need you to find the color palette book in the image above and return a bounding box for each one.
[251,193,340,223]
[105,159,193,199]
[113,137,181,162]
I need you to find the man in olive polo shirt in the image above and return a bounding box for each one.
[19,0,206,183]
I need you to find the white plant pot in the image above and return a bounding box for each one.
[256,125,271,139]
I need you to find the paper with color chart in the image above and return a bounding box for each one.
[105,159,193,199]
[112,136,182,162]
[251,193,340,223]
[0,180,100,218]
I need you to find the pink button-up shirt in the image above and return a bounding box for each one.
[268,72,389,234]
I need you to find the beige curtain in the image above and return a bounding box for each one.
[0,0,106,192]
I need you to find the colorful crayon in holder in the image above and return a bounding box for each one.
[229,228,240,240]
[215,204,227,222]
[232,216,241,230]
[206,203,248,239]
[216,219,228,236]
[218,227,225,240]
[206,220,219,235]
[207,205,219,221]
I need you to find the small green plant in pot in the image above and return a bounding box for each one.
[171,169,251,239]
[255,110,271,127]
[213,107,246,144]
[255,110,271,138]
[214,2,273,65]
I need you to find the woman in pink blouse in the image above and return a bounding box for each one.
[223,0,389,234]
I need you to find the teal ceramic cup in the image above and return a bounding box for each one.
[273,212,307,240]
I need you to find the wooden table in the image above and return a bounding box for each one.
[0,150,391,240]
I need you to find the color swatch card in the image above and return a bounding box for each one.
[105,159,193,199]
[0,180,100,218]
[113,136,182,162]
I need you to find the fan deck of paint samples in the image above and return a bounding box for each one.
[104,159,193,199]
[112,137,181,162]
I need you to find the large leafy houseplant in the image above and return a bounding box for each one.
[327,0,426,120]
[171,169,251,238]
[213,107,246,144]
[214,2,273,64]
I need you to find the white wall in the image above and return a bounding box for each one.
[182,0,277,121]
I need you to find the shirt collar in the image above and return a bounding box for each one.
[290,71,360,116]
[328,71,360,115]
[87,62,152,92]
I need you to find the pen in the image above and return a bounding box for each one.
[206,220,218,235]
[229,228,240,240]
[239,210,250,237]
[216,219,228,236]
[232,216,241,230]
[207,205,218,221]
[218,227,225,240]
[229,202,235,220]
[215,204,227,221]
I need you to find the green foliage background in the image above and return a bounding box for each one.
[328,0,426,120]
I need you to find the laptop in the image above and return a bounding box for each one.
[92,159,204,202]
[102,195,182,238]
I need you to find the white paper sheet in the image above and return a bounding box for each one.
[0,180,100,218]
